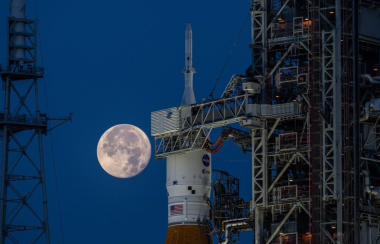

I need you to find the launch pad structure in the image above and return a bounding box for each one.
[152,0,380,243]
[0,1,70,243]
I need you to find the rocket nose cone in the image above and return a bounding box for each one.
[186,22,192,31]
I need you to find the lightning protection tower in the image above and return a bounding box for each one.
[0,1,70,243]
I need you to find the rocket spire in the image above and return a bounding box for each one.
[181,23,196,105]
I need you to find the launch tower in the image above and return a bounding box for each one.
[0,1,70,243]
[152,0,380,243]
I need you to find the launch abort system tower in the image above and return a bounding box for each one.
[153,23,213,244]
[152,0,380,243]
[0,1,70,243]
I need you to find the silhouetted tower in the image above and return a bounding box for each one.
[0,1,70,243]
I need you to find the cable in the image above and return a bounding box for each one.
[34,1,65,243]
[47,125,65,244]
[206,11,250,100]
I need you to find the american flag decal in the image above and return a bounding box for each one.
[170,204,183,215]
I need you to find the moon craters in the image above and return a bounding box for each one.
[97,124,151,178]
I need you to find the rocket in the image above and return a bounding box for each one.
[181,23,196,105]
[165,24,213,244]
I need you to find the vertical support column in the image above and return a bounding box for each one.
[321,30,336,199]
[321,1,343,242]
[250,0,267,77]
[252,124,268,244]
[255,208,263,244]
[334,1,343,242]
[311,1,323,242]
[352,0,360,242]
[0,126,9,243]
[262,126,268,208]
[0,76,11,242]
[250,7,268,242]
[250,5,268,242]
[35,78,50,244]
[252,129,260,210]
[38,129,50,244]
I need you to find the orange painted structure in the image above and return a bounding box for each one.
[165,225,213,244]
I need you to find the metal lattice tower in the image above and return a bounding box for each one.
[150,0,380,243]
[0,1,70,243]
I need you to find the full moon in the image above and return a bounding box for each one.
[97,124,151,178]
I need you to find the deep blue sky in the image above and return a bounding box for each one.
[0,1,254,243]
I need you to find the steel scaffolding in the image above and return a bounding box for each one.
[0,2,70,243]
[151,0,380,243]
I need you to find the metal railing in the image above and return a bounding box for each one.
[0,64,44,76]
[0,113,47,126]
[270,22,310,40]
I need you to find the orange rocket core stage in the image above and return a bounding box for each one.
[165,225,213,244]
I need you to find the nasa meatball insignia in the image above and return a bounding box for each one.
[202,154,210,167]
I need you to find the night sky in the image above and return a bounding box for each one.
[0,1,255,243]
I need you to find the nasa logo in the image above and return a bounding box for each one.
[202,155,210,167]
[202,169,210,174]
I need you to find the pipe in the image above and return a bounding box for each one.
[363,170,380,195]
[361,157,380,163]
[361,74,380,85]
[219,221,247,244]
[360,101,375,122]
[221,217,250,232]
[368,217,373,244]
[255,207,263,244]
